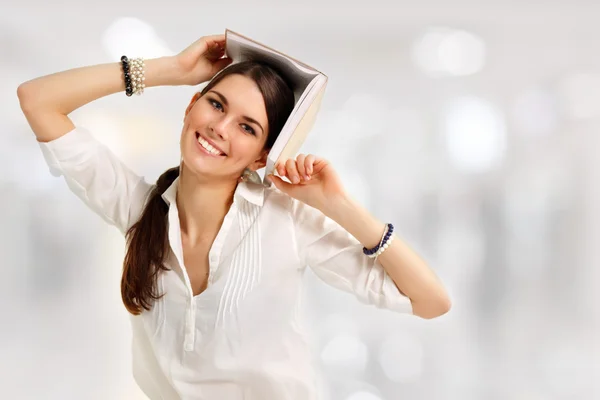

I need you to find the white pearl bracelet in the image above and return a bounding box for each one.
[368,234,394,260]
[129,57,146,95]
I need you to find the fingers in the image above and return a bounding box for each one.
[274,160,298,183]
[206,41,226,59]
[203,34,226,45]
[297,154,314,181]
[296,154,307,179]
[276,162,286,177]
[202,34,227,58]
[285,159,300,184]
[304,154,315,177]
[275,154,316,184]
[188,34,225,54]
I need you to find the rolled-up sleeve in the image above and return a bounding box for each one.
[291,198,413,314]
[38,126,153,235]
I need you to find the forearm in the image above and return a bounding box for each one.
[17,56,180,115]
[323,196,451,319]
[17,56,182,143]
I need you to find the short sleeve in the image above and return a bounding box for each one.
[291,198,413,314]
[38,126,153,235]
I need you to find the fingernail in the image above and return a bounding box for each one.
[305,175,310,181]
[292,176,300,184]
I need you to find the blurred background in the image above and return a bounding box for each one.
[2,1,599,399]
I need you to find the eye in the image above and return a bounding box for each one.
[209,99,223,112]
[241,124,256,136]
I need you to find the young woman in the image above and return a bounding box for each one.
[18,34,451,400]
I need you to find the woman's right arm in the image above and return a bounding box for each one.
[16,56,182,143]
[16,36,229,233]
[16,56,185,234]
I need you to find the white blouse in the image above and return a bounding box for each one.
[38,126,413,400]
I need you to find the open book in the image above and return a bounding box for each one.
[224,29,328,185]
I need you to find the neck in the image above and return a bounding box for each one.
[176,164,238,246]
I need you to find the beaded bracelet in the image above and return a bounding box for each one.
[129,57,146,95]
[120,56,146,96]
[120,56,133,96]
[363,223,394,258]
[372,235,394,260]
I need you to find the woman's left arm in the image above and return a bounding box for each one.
[268,154,452,320]
[323,195,451,320]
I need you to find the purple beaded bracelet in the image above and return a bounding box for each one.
[363,223,394,256]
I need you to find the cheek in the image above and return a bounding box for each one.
[229,137,263,160]
[187,102,213,124]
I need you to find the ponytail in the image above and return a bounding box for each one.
[121,166,179,315]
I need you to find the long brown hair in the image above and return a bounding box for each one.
[121,61,295,315]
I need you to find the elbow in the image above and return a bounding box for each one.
[17,81,44,115]
[433,295,452,318]
[17,83,34,113]
[17,82,31,102]
[17,82,28,100]
[412,295,452,320]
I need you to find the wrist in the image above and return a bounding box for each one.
[143,56,185,87]
[323,195,386,251]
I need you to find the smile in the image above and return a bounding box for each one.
[195,132,226,157]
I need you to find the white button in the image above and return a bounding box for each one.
[184,336,194,351]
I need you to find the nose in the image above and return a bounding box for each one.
[209,115,230,141]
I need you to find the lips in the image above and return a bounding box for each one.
[195,131,227,156]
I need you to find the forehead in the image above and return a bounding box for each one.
[211,75,267,122]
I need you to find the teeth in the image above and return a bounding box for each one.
[197,135,224,156]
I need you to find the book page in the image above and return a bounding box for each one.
[225,29,323,103]
[226,29,323,76]
[264,77,328,180]
[274,76,320,146]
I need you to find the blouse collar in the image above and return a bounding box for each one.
[161,176,265,208]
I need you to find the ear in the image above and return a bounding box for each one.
[184,92,202,120]
[247,149,269,171]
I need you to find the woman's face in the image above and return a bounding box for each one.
[181,74,269,181]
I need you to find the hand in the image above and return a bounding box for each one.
[267,154,348,213]
[175,34,234,86]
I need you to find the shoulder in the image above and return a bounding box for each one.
[262,184,294,213]
[264,184,290,203]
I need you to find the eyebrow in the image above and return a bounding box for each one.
[208,90,265,135]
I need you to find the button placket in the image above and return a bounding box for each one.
[183,300,196,352]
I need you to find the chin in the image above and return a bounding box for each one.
[182,152,233,179]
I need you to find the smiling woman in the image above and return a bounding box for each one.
[124,60,296,313]
[178,72,282,175]
[18,33,449,400]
